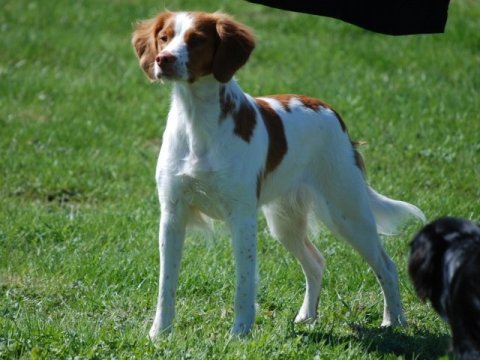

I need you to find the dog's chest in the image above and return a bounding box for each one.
[178,155,231,219]
[181,178,224,220]
[161,138,254,220]
[158,140,228,219]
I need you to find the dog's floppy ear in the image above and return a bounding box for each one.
[212,15,255,83]
[132,12,172,80]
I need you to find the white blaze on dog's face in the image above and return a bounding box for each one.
[154,13,194,81]
[132,11,255,83]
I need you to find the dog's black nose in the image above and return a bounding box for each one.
[156,52,177,65]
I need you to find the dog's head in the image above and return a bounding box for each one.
[408,217,480,316]
[132,11,255,83]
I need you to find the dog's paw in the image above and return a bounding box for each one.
[294,305,317,324]
[294,311,317,324]
[148,327,161,340]
[148,328,159,340]
[381,315,407,328]
[148,323,173,340]
[231,321,253,337]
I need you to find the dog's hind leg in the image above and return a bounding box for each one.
[263,194,325,323]
[339,222,405,326]
[311,177,406,327]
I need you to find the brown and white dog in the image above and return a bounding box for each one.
[132,11,425,337]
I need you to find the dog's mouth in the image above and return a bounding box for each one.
[154,63,180,81]
[155,68,176,80]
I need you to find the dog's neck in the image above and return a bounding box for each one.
[168,76,247,155]
[172,75,222,107]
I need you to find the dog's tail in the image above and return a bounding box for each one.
[367,186,426,236]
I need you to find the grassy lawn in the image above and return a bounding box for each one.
[1,0,479,358]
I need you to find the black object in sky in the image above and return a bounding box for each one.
[246,0,450,35]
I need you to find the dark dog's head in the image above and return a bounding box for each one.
[408,216,480,358]
[408,217,478,314]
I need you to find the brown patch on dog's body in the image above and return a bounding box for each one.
[297,96,364,174]
[264,94,293,112]
[260,95,363,176]
[220,96,289,198]
[261,94,347,132]
[297,95,347,132]
[255,99,288,175]
[234,101,257,143]
[219,88,263,196]
[296,95,330,112]
[219,86,257,143]
[253,98,288,199]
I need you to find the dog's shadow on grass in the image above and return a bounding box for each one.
[289,323,451,359]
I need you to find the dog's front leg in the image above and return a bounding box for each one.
[149,203,187,339]
[227,213,258,336]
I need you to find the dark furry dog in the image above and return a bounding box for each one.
[409,217,480,359]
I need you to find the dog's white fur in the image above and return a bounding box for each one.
[132,11,426,337]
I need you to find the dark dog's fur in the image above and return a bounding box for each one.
[409,217,480,359]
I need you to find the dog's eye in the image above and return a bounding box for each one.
[158,34,168,43]
[188,34,206,48]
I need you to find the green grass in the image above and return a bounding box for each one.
[1,0,479,358]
